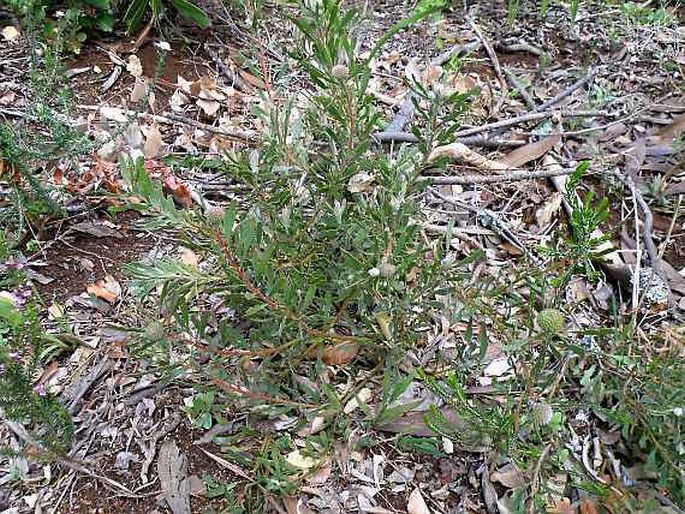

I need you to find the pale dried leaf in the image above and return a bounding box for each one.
[170,90,189,112]
[178,75,194,94]
[490,463,526,488]
[143,126,164,158]
[535,192,563,227]
[179,247,200,267]
[197,99,221,117]
[286,450,319,470]
[343,387,372,414]
[130,79,148,103]
[100,106,128,122]
[407,488,431,514]
[348,173,375,193]
[483,357,510,377]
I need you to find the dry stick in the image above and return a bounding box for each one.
[380,41,482,135]
[452,109,608,138]
[468,18,508,113]
[3,419,138,496]
[497,41,543,56]
[527,444,553,514]
[373,131,525,148]
[607,168,660,273]
[534,68,597,112]
[424,166,575,184]
[205,42,251,93]
[76,104,260,143]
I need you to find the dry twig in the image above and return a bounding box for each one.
[468,18,508,113]
[424,166,575,184]
[534,68,597,112]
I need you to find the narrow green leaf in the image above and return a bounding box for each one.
[169,0,211,27]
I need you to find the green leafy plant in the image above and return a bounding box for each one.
[0,253,73,455]
[0,6,98,249]
[7,0,114,53]
[123,0,210,34]
[121,0,467,501]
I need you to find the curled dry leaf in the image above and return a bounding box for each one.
[143,125,164,158]
[126,55,143,77]
[162,173,193,208]
[130,79,148,103]
[86,275,121,303]
[322,340,359,365]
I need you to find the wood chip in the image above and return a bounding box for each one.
[157,440,191,514]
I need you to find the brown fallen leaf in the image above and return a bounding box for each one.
[322,340,359,365]
[490,462,526,489]
[86,276,121,303]
[579,498,599,514]
[653,114,685,142]
[501,133,560,168]
[535,192,563,227]
[238,68,266,89]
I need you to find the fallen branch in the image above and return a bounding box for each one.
[497,41,543,56]
[504,68,536,109]
[76,104,260,143]
[607,168,660,272]
[427,142,509,172]
[424,166,575,184]
[468,18,508,113]
[374,131,527,148]
[452,109,608,138]
[534,68,597,112]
